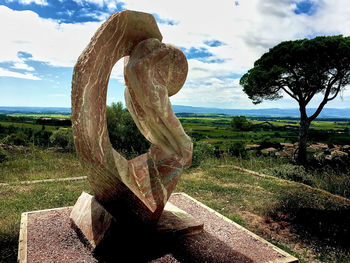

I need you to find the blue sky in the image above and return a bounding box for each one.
[0,0,350,109]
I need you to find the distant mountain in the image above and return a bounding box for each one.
[0,105,350,119]
[172,105,350,118]
[0,106,71,115]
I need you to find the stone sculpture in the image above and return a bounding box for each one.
[71,10,192,225]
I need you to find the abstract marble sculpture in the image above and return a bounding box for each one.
[71,10,193,225]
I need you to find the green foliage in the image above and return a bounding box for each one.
[262,164,314,186]
[49,128,75,152]
[0,146,8,163]
[192,141,215,167]
[270,189,350,248]
[240,35,350,163]
[240,35,350,105]
[228,141,247,158]
[106,102,150,158]
[1,132,28,146]
[230,116,251,131]
[259,138,282,150]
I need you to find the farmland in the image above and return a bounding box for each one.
[0,112,350,263]
[178,113,350,148]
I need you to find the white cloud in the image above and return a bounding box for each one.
[18,0,48,5]
[0,67,40,80]
[0,6,100,67]
[1,1,350,108]
[11,62,35,71]
[121,0,350,108]
[72,0,119,11]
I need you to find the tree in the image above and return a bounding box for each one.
[50,128,75,152]
[231,116,251,131]
[106,102,150,157]
[240,36,350,163]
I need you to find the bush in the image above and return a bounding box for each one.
[106,102,150,158]
[0,146,8,163]
[228,142,247,158]
[259,138,282,150]
[1,132,28,146]
[49,128,75,152]
[231,116,251,131]
[192,141,215,167]
[262,164,314,186]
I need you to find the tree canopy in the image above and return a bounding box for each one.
[241,36,350,113]
[231,116,251,131]
[240,35,350,163]
[106,102,150,158]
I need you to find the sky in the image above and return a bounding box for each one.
[0,0,350,109]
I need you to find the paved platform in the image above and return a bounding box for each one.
[18,193,298,263]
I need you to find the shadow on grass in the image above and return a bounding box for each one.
[0,231,18,263]
[269,191,350,248]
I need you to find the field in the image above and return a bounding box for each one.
[178,114,350,148]
[0,113,350,263]
[7,114,70,119]
[1,147,349,263]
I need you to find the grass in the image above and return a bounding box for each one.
[179,115,350,148]
[200,154,350,199]
[177,166,350,262]
[0,121,59,132]
[1,147,350,262]
[7,114,70,119]
[0,180,92,263]
[0,147,85,183]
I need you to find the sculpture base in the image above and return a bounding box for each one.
[18,193,298,263]
[69,192,204,250]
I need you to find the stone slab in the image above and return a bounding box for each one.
[70,192,115,249]
[18,193,298,263]
[69,192,204,249]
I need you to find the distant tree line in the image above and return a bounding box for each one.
[0,103,150,158]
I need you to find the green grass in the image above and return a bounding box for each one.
[0,121,59,132]
[177,166,350,263]
[0,160,349,262]
[0,147,85,183]
[0,180,92,263]
[7,114,70,119]
[179,115,350,148]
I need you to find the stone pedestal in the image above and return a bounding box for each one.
[18,193,298,263]
[69,192,204,250]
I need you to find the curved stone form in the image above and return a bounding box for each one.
[71,10,192,224]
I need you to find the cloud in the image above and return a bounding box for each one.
[1,0,350,107]
[0,6,100,67]
[11,62,35,71]
[72,0,120,11]
[17,0,48,5]
[0,67,40,80]
[120,0,350,108]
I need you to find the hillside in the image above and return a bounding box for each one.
[1,106,350,118]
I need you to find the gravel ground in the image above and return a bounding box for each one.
[25,193,292,263]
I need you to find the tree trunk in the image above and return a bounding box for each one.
[297,117,310,164]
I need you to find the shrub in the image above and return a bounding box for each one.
[262,164,314,186]
[259,138,282,150]
[228,142,247,158]
[1,132,28,146]
[49,128,75,152]
[192,141,215,167]
[0,146,8,163]
[269,190,350,247]
[106,102,150,158]
[231,116,251,131]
